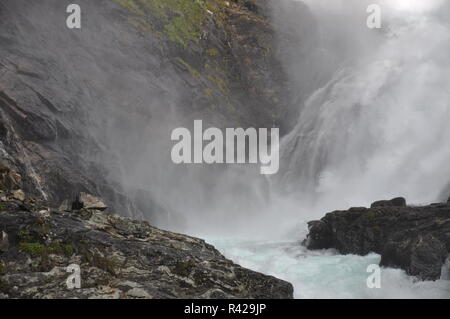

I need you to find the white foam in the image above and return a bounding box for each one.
[209,238,450,299]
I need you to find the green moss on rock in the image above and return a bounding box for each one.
[18,241,75,257]
[17,242,47,257]
[80,247,117,275]
[173,259,196,277]
[175,57,201,79]
[113,0,227,46]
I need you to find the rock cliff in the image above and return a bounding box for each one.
[305,198,450,281]
[0,0,304,222]
[0,0,307,297]
[0,183,293,299]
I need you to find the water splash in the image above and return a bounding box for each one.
[278,0,450,211]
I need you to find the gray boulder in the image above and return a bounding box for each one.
[371,197,406,208]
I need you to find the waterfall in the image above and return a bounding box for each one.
[441,257,450,280]
[277,0,450,212]
[198,0,450,299]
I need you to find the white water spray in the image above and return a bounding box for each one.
[278,0,450,213]
[208,0,450,299]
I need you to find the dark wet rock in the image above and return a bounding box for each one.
[243,0,258,13]
[305,202,450,280]
[370,197,406,208]
[0,194,293,299]
[380,233,448,280]
[304,220,332,250]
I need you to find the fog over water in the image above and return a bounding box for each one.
[179,0,450,241]
[202,0,450,298]
[266,0,450,222]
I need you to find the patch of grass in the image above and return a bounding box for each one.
[114,0,145,15]
[18,222,51,242]
[175,57,201,79]
[48,242,76,256]
[17,242,47,257]
[206,74,228,95]
[64,244,76,256]
[204,63,229,95]
[206,48,218,56]
[0,204,6,211]
[113,0,228,46]
[18,241,76,258]
[93,255,117,275]
[80,247,117,275]
[203,87,214,97]
[173,259,196,277]
[17,230,33,242]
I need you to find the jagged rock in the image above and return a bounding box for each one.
[11,190,25,202]
[126,288,152,299]
[304,221,331,250]
[78,193,107,211]
[0,0,294,223]
[370,197,406,208]
[305,203,450,280]
[381,234,448,280]
[0,164,21,191]
[0,197,293,299]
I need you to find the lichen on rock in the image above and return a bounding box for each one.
[0,190,293,299]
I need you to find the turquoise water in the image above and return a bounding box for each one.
[208,238,450,299]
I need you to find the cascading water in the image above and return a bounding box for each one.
[206,0,450,298]
[278,0,450,211]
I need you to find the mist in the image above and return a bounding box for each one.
[187,0,450,239]
[275,0,450,224]
[98,0,450,239]
[3,0,449,243]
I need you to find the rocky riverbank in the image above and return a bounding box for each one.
[305,198,450,281]
[0,184,293,298]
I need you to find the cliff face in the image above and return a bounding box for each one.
[0,0,304,223]
[0,0,304,299]
[0,187,293,298]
